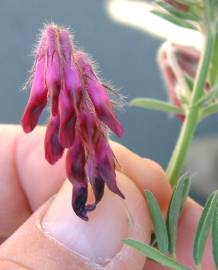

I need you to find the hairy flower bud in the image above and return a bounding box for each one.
[21,24,124,220]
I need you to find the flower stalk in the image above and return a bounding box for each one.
[166,30,214,187]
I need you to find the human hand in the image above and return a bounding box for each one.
[0,125,214,269]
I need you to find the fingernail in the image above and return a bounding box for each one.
[41,181,129,265]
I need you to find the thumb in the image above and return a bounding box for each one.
[0,172,151,270]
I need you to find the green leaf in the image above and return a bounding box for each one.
[124,240,191,270]
[129,98,184,114]
[193,191,218,266]
[200,103,218,120]
[212,206,218,269]
[151,10,198,30]
[167,175,191,255]
[145,191,169,254]
[156,1,201,21]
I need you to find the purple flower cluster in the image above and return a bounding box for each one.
[21,24,124,220]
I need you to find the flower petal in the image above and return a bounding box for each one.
[44,115,64,164]
[86,153,105,206]
[60,29,73,64]
[46,52,61,116]
[66,137,87,183]
[92,175,105,204]
[21,58,47,133]
[75,51,124,137]
[164,0,188,11]
[64,62,82,107]
[87,80,124,137]
[66,139,89,220]
[71,185,89,221]
[176,45,199,79]
[95,135,124,199]
[58,88,76,147]
[79,111,98,147]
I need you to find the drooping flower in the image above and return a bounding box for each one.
[158,41,206,120]
[21,24,124,220]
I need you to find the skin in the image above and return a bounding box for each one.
[0,125,215,270]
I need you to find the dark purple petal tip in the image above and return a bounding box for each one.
[72,186,89,221]
[45,115,64,164]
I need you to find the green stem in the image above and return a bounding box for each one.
[208,35,218,85]
[166,33,214,187]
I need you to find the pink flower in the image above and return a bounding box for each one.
[21,24,124,220]
[158,42,207,120]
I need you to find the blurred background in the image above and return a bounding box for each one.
[0,0,217,202]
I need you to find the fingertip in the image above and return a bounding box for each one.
[0,125,31,238]
[15,126,66,210]
[0,124,66,223]
[42,172,151,268]
[0,172,152,270]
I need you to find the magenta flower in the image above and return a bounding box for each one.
[21,24,124,220]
